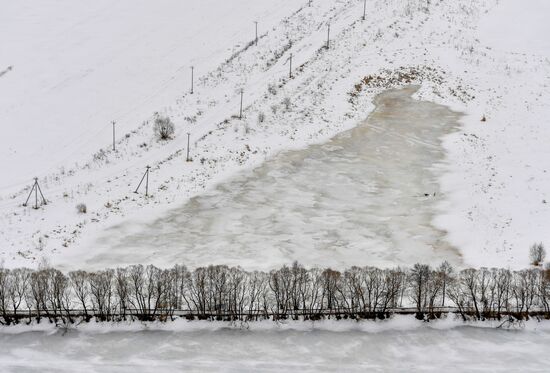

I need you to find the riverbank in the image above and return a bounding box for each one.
[0,262,547,326]
[0,0,549,271]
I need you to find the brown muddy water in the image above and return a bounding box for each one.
[73,86,463,270]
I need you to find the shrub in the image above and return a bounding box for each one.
[153,116,175,140]
[283,97,292,111]
[76,203,87,214]
[529,242,546,266]
[268,84,277,95]
[257,112,266,124]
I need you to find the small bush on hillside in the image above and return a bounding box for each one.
[268,84,278,95]
[76,203,87,214]
[530,242,546,266]
[283,97,292,111]
[153,116,175,140]
[258,112,266,124]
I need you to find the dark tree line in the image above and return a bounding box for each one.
[0,262,549,325]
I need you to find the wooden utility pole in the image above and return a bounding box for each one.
[190,66,194,94]
[186,133,191,162]
[363,0,366,20]
[112,121,116,151]
[289,53,293,78]
[326,23,330,49]
[134,166,151,197]
[23,177,47,209]
[254,21,258,45]
[239,89,244,119]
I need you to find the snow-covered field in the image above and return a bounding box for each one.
[2,0,550,271]
[2,0,550,371]
[0,0,297,188]
[1,317,549,372]
[1,0,549,269]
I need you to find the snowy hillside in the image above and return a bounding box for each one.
[1,0,550,270]
[0,0,297,189]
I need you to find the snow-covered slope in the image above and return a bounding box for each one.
[1,0,549,269]
[434,0,550,267]
[0,0,297,190]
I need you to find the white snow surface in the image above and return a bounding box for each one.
[0,0,297,188]
[0,0,549,269]
[478,0,550,58]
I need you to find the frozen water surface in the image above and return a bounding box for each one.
[73,86,462,270]
[0,320,549,372]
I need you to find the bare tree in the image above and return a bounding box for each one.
[492,268,511,318]
[0,268,11,324]
[447,274,468,321]
[425,268,443,315]
[69,270,91,319]
[461,268,481,320]
[28,270,49,322]
[529,243,546,266]
[1,262,550,324]
[437,261,453,307]
[8,268,31,322]
[320,269,342,314]
[246,271,267,320]
[383,268,406,312]
[269,266,291,318]
[115,267,130,320]
[44,269,72,323]
[89,270,114,321]
[409,264,431,318]
[539,264,550,313]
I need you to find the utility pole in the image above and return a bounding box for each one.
[134,166,151,197]
[239,89,244,119]
[326,23,330,49]
[186,133,191,162]
[145,166,149,196]
[190,66,194,94]
[254,21,258,45]
[363,0,366,20]
[112,121,116,151]
[23,177,47,209]
[289,53,293,78]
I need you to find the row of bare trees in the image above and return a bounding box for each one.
[0,262,548,325]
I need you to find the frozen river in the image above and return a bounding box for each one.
[76,86,462,269]
[0,319,549,372]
